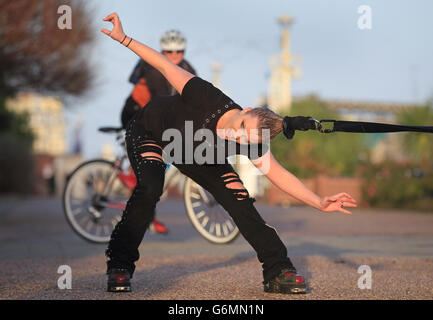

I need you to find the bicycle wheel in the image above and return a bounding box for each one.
[184,177,240,244]
[63,159,130,243]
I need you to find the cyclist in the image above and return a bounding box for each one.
[121,29,197,128]
[120,30,197,235]
[102,13,357,294]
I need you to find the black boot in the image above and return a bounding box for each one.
[107,268,131,292]
[264,268,306,294]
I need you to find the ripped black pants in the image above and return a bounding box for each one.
[106,118,295,284]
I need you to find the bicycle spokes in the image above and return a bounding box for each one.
[185,179,239,244]
[63,160,129,243]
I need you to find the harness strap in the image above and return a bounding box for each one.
[330,120,433,134]
[282,116,433,139]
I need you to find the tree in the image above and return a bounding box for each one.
[0,0,97,193]
[0,0,96,97]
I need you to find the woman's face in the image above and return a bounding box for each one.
[229,108,262,144]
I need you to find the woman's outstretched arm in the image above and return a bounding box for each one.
[251,151,357,215]
[101,12,194,94]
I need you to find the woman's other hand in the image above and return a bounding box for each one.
[319,192,357,215]
[101,12,126,43]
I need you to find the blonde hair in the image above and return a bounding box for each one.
[245,107,284,140]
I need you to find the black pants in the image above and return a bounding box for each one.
[120,95,141,129]
[106,117,296,284]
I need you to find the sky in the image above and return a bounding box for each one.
[64,0,433,159]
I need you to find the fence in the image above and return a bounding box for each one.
[265,174,363,206]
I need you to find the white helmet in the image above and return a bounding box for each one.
[160,30,186,51]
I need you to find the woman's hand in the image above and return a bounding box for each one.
[319,192,357,215]
[101,12,126,43]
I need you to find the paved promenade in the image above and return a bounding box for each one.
[0,196,432,299]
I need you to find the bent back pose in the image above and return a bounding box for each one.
[101,13,357,294]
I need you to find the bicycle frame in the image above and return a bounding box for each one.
[64,126,240,244]
[99,154,184,212]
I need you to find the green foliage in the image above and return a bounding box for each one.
[0,97,35,194]
[0,97,34,146]
[271,97,369,178]
[358,102,433,211]
[396,103,433,166]
[361,160,433,211]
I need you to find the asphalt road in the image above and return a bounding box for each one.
[0,196,432,300]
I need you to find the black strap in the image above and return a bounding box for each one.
[282,116,433,139]
[330,120,433,133]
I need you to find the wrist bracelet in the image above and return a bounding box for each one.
[120,35,127,44]
[126,37,133,47]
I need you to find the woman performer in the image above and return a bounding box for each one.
[101,13,357,294]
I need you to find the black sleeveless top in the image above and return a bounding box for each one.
[136,77,269,164]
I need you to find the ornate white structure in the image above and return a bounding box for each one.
[267,15,301,113]
[211,62,222,89]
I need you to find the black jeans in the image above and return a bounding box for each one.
[106,117,296,284]
[120,95,141,129]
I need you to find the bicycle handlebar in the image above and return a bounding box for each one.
[98,126,124,133]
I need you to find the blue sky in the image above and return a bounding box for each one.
[65,0,433,158]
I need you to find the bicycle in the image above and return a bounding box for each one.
[62,126,240,244]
